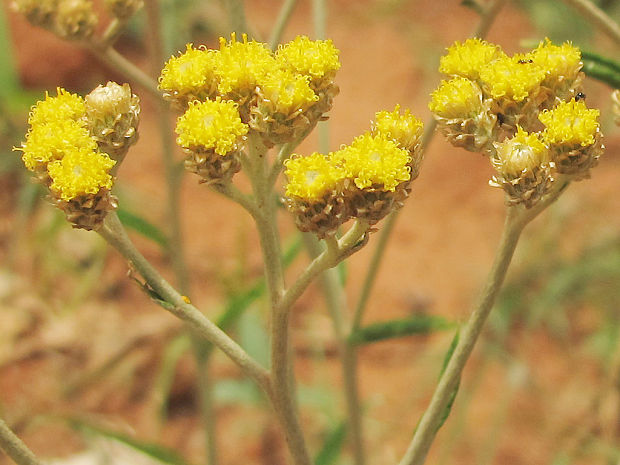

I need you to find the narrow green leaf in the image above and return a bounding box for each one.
[154,333,192,422]
[436,329,461,433]
[581,50,620,75]
[69,419,194,465]
[581,60,620,88]
[314,421,347,465]
[349,315,454,346]
[117,208,169,249]
[213,378,262,405]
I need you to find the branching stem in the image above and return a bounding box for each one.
[0,419,42,465]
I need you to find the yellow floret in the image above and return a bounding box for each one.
[159,44,219,95]
[47,148,116,201]
[257,68,318,113]
[494,126,549,176]
[20,119,98,171]
[529,38,582,82]
[216,33,276,95]
[334,133,411,191]
[175,98,248,155]
[439,38,505,80]
[372,105,424,150]
[479,55,546,102]
[539,98,600,146]
[284,152,343,201]
[28,88,86,126]
[276,35,341,80]
[429,77,484,119]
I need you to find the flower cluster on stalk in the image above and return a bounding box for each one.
[429,38,604,207]
[16,83,140,229]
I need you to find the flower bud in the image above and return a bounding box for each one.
[54,0,97,40]
[104,0,142,19]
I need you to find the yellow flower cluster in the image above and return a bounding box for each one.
[18,88,116,201]
[175,99,248,156]
[430,38,602,207]
[284,106,423,235]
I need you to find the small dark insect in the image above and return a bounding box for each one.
[497,113,505,125]
[518,58,533,64]
[575,92,586,101]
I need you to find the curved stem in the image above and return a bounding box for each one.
[560,0,620,46]
[0,419,42,465]
[396,205,531,465]
[98,212,271,392]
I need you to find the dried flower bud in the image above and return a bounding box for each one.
[104,0,142,19]
[12,0,58,29]
[84,82,140,165]
[54,0,97,40]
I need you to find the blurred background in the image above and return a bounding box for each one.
[1,0,620,464]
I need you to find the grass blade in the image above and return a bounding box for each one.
[349,315,454,346]
[314,421,347,465]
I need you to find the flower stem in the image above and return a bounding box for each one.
[560,0,620,46]
[98,212,271,392]
[269,0,299,51]
[0,419,42,465]
[397,205,531,465]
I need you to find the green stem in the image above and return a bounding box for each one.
[225,0,249,35]
[98,212,271,393]
[0,419,42,465]
[396,203,541,465]
[560,0,620,46]
[269,0,299,51]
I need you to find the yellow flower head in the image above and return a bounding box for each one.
[216,33,276,96]
[529,38,582,83]
[20,119,98,171]
[28,88,86,127]
[539,98,600,146]
[439,38,505,80]
[159,44,219,96]
[175,98,249,155]
[334,133,411,191]
[429,77,484,119]
[494,126,549,176]
[479,54,546,102]
[47,148,116,201]
[257,68,318,114]
[284,152,343,201]
[372,105,424,151]
[276,36,341,81]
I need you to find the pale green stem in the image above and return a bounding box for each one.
[0,419,42,465]
[225,0,248,35]
[269,0,299,50]
[98,212,271,394]
[560,0,620,46]
[267,142,296,190]
[213,182,262,221]
[397,185,567,465]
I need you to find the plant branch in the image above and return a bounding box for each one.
[396,203,539,465]
[98,212,271,392]
[269,0,299,50]
[560,0,620,47]
[0,419,43,465]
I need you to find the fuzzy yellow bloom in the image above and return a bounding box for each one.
[47,148,116,201]
[28,88,86,127]
[216,34,276,95]
[529,38,582,83]
[276,36,341,81]
[439,38,504,80]
[479,55,546,102]
[284,152,343,201]
[175,99,248,155]
[429,77,484,119]
[159,44,218,96]
[257,69,318,113]
[494,126,549,176]
[335,133,411,191]
[372,105,424,150]
[20,119,98,171]
[539,99,600,146]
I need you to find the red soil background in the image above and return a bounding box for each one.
[2,1,620,464]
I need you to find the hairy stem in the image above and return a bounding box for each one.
[99,212,271,392]
[0,419,42,465]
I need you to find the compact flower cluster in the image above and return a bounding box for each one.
[160,34,340,184]
[429,38,604,207]
[284,106,424,237]
[13,0,143,40]
[17,83,140,230]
